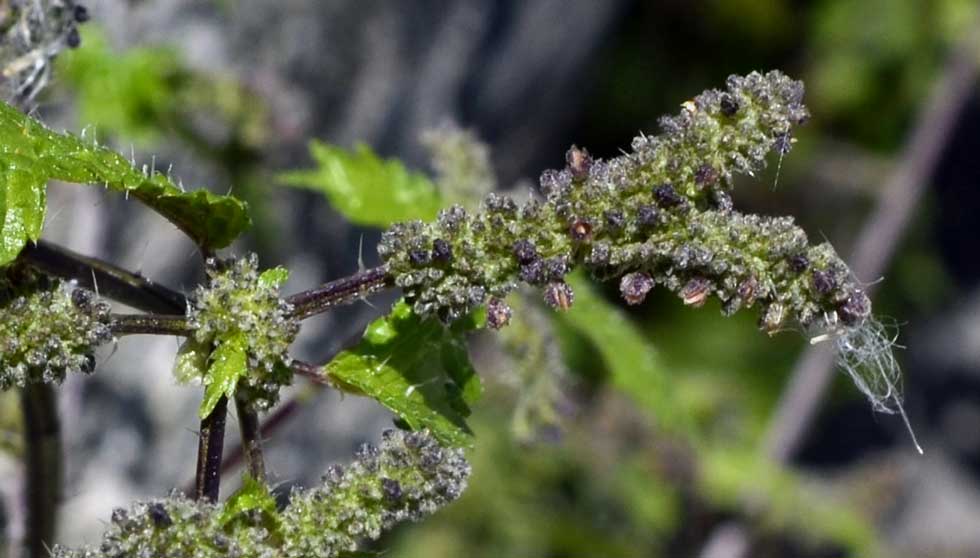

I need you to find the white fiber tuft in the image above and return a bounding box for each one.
[832,316,923,454]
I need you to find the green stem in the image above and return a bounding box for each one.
[21,384,61,558]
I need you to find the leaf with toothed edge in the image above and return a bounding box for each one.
[199,333,248,419]
[0,99,250,267]
[219,474,282,534]
[278,141,442,227]
[325,299,484,448]
[0,161,46,267]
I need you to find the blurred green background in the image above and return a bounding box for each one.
[21,1,980,556]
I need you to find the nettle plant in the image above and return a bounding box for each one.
[0,12,916,556]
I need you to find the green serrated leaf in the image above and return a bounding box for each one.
[325,300,482,447]
[200,333,248,419]
[279,141,441,227]
[561,273,688,434]
[0,99,251,266]
[258,266,289,289]
[219,474,280,528]
[0,162,45,266]
[173,339,209,384]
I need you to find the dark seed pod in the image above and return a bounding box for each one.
[486,297,512,330]
[654,184,684,208]
[512,239,538,265]
[788,254,810,273]
[719,93,740,116]
[432,239,453,263]
[620,272,654,305]
[147,502,172,528]
[409,249,431,266]
[636,204,659,228]
[604,209,625,231]
[680,277,711,307]
[811,269,836,295]
[589,243,611,266]
[736,276,759,304]
[66,27,81,48]
[74,4,90,22]
[694,164,719,187]
[381,478,403,502]
[837,290,871,326]
[519,260,544,285]
[544,282,574,311]
[565,146,593,179]
[569,219,593,242]
[539,169,565,198]
[542,257,569,282]
[71,288,94,311]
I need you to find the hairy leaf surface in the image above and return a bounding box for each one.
[0,100,250,266]
[200,332,248,418]
[325,300,483,447]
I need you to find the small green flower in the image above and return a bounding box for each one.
[0,266,111,389]
[184,254,299,411]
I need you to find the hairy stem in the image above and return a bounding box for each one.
[195,396,228,502]
[20,240,188,314]
[287,266,390,320]
[110,313,193,337]
[233,394,265,482]
[289,358,330,384]
[21,384,61,558]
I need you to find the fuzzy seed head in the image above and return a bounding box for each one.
[620,272,655,305]
[486,297,513,329]
[51,429,469,558]
[0,267,112,389]
[379,72,865,337]
[186,254,299,410]
[543,282,574,311]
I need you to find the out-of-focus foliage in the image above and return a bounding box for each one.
[386,416,677,558]
[57,27,268,152]
[56,29,185,146]
[699,446,876,553]
[808,0,976,148]
[279,141,443,227]
[560,272,680,433]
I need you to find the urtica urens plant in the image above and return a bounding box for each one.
[0,10,913,555]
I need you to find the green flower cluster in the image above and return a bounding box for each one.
[378,71,871,334]
[186,254,299,410]
[0,266,111,389]
[51,429,471,558]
